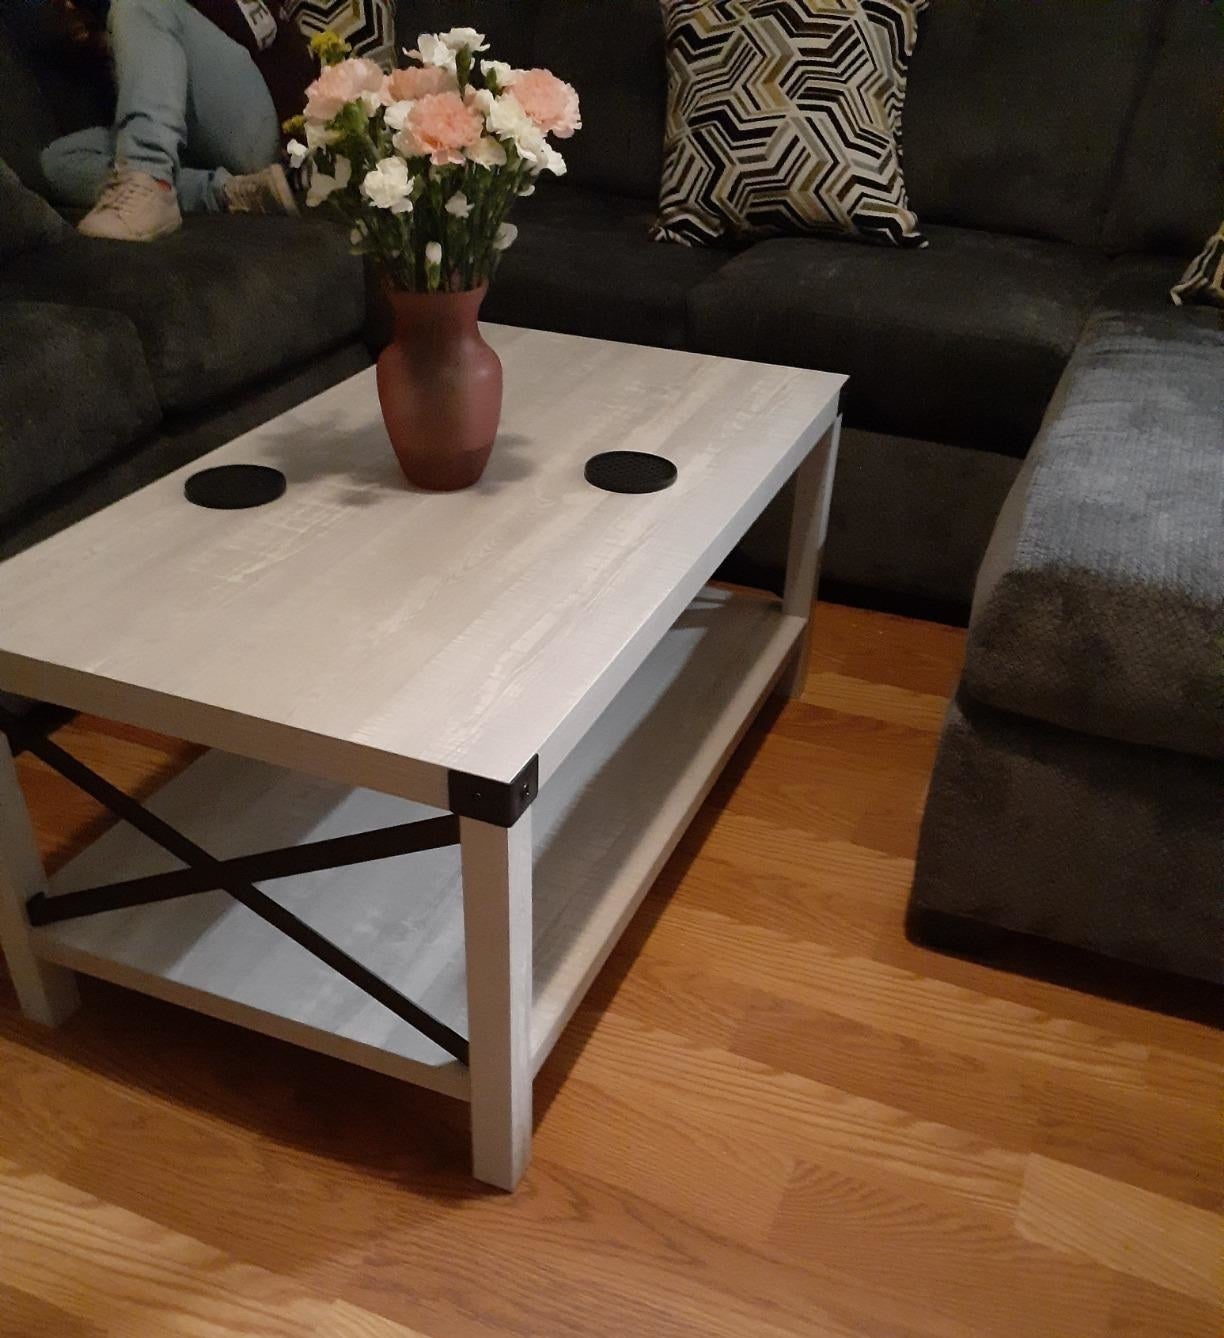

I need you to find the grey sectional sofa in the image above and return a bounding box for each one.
[2,2,1220,983]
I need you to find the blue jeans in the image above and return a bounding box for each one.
[41,0,280,214]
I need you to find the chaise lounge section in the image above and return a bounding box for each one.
[910,281,1223,984]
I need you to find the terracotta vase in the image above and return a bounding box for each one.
[376,285,503,491]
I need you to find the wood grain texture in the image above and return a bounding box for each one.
[1015,1156,1221,1304]
[462,813,534,1189]
[26,590,801,1104]
[0,328,841,795]
[0,1159,430,1337]
[2,603,1219,1338]
[0,738,78,1026]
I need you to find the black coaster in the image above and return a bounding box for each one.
[584,451,677,494]
[184,464,286,510]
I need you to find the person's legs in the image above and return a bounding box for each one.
[107,0,280,214]
[40,127,118,208]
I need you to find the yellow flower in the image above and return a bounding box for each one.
[281,114,305,136]
[310,30,352,66]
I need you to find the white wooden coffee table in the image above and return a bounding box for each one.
[0,325,841,1189]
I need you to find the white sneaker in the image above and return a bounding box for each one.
[223,163,299,216]
[78,169,182,242]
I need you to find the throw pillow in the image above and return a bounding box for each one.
[285,0,396,69]
[1171,223,1224,308]
[0,159,69,265]
[652,0,929,250]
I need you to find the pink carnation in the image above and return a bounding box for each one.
[509,68,581,138]
[383,65,456,103]
[406,91,483,166]
[304,58,385,122]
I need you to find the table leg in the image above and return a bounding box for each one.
[461,811,533,1190]
[0,735,79,1026]
[779,417,841,700]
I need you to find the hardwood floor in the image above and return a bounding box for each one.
[1,603,1219,1338]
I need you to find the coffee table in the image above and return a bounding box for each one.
[0,325,842,1189]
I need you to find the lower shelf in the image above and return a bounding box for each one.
[35,587,804,1099]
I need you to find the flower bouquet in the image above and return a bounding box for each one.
[285,28,581,488]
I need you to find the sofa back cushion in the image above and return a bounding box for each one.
[903,0,1165,249]
[394,1,540,70]
[533,0,665,201]
[0,27,58,190]
[0,160,69,264]
[1103,2,1224,257]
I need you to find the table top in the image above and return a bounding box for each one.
[0,326,841,799]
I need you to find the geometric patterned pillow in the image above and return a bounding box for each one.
[285,0,397,70]
[652,0,929,250]
[1170,222,1224,308]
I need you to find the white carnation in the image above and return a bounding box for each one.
[383,100,413,131]
[466,135,508,169]
[411,33,457,71]
[493,222,518,251]
[360,157,414,214]
[480,59,515,89]
[540,143,567,177]
[425,241,443,266]
[482,92,548,169]
[445,191,473,218]
[305,154,351,208]
[440,27,488,53]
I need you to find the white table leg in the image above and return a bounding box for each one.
[779,416,841,699]
[461,811,533,1190]
[0,735,79,1026]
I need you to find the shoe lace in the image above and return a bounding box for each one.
[94,172,161,214]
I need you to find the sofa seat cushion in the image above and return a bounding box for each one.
[965,302,1224,760]
[482,186,727,347]
[687,224,1108,455]
[0,217,364,413]
[0,301,161,522]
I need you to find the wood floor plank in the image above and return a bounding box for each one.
[639,906,1156,1091]
[1,603,1218,1338]
[800,672,950,732]
[769,1161,1112,1338]
[0,1158,427,1338]
[807,604,966,698]
[1015,1156,1221,1304]
[732,994,1038,1154]
[1106,1274,1223,1338]
[560,1011,1028,1217]
[0,1283,106,1338]
[877,932,1224,1061]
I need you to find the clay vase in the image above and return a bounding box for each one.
[376,285,503,491]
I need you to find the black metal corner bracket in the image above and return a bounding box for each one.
[0,703,470,1065]
[447,754,539,828]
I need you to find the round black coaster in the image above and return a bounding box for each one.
[584,451,677,494]
[184,464,286,510]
